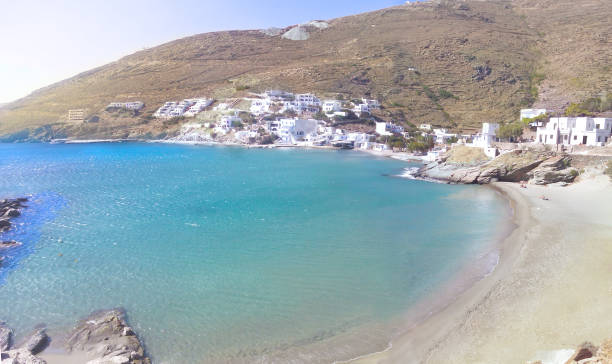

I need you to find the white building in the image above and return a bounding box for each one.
[107,101,144,111]
[520,108,547,121]
[250,99,272,115]
[433,128,457,144]
[184,99,213,117]
[217,115,243,129]
[361,99,380,110]
[275,118,319,144]
[471,123,499,148]
[536,117,612,146]
[419,124,432,131]
[154,99,206,118]
[322,100,342,113]
[376,122,404,136]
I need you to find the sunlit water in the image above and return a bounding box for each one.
[0,143,508,363]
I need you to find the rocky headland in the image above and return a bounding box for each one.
[0,197,29,268]
[1,309,150,364]
[412,147,581,185]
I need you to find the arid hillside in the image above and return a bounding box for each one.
[0,0,609,140]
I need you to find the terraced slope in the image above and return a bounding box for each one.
[0,0,609,140]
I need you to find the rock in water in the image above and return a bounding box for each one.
[66,309,150,364]
[22,328,49,355]
[0,321,13,351]
[0,241,22,249]
[2,208,20,218]
[0,219,11,233]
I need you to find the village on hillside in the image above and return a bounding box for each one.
[70,89,612,162]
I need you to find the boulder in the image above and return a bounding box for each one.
[66,309,150,364]
[3,348,47,364]
[0,321,13,351]
[0,241,22,249]
[3,208,20,218]
[529,156,578,185]
[564,341,598,363]
[0,219,11,232]
[21,328,49,355]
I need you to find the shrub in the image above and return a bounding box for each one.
[605,161,612,179]
[235,85,250,91]
[564,103,593,117]
[438,89,457,100]
[497,122,524,140]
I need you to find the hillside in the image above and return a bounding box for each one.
[0,0,610,140]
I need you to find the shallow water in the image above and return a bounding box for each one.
[0,143,508,363]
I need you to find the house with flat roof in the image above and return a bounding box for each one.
[536,117,612,146]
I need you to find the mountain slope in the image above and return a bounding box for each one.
[0,0,609,140]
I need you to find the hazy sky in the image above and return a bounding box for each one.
[0,0,411,103]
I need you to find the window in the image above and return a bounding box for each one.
[574,135,577,140]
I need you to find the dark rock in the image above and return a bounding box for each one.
[22,328,49,355]
[472,65,492,81]
[564,341,598,363]
[66,309,150,364]
[0,241,22,249]
[0,219,11,233]
[3,208,20,218]
[0,321,13,351]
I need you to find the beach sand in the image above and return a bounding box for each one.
[351,168,612,364]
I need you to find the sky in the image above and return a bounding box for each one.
[0,0,411,104]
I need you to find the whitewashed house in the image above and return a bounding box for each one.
[376,122,404,136]
[322,100,342,114]
[361,99,380,110]
[250,99,272,115]
[433,128,457,144]
[184,99,213,117]
[107,101,144,111]
[347,132,373,148]
[217,115,242,129]
[419,124,432,131]
[536,117,612,146]
[275,118,319,144]
[471,123,499,148]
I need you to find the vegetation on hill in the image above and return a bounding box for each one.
[0,0,610,140]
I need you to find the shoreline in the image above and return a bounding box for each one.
[350,169,612,364]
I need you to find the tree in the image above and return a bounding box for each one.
[564,103,593,117]
[497,122,524,140]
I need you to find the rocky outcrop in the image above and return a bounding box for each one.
[0,309,149,364]
[22,329,49,355]
[1,241,22,249]
[0,197,28,233]
[0,321,13,351]
[2,348,47,364]
[528,155,579,185]
[414,149,580,185]
[65,309,150,364]
[1,327,49,364]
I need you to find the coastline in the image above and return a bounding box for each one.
[350,169,612,364]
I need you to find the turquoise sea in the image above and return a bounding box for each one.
[0,143,508,363]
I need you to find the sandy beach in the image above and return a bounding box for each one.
[351,166,612,364]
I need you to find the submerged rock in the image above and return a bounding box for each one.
[66,309,150,364]
[0,241,22,249]
[22,328,49,355]
[0,219,11,233]
[0,321,13,351]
